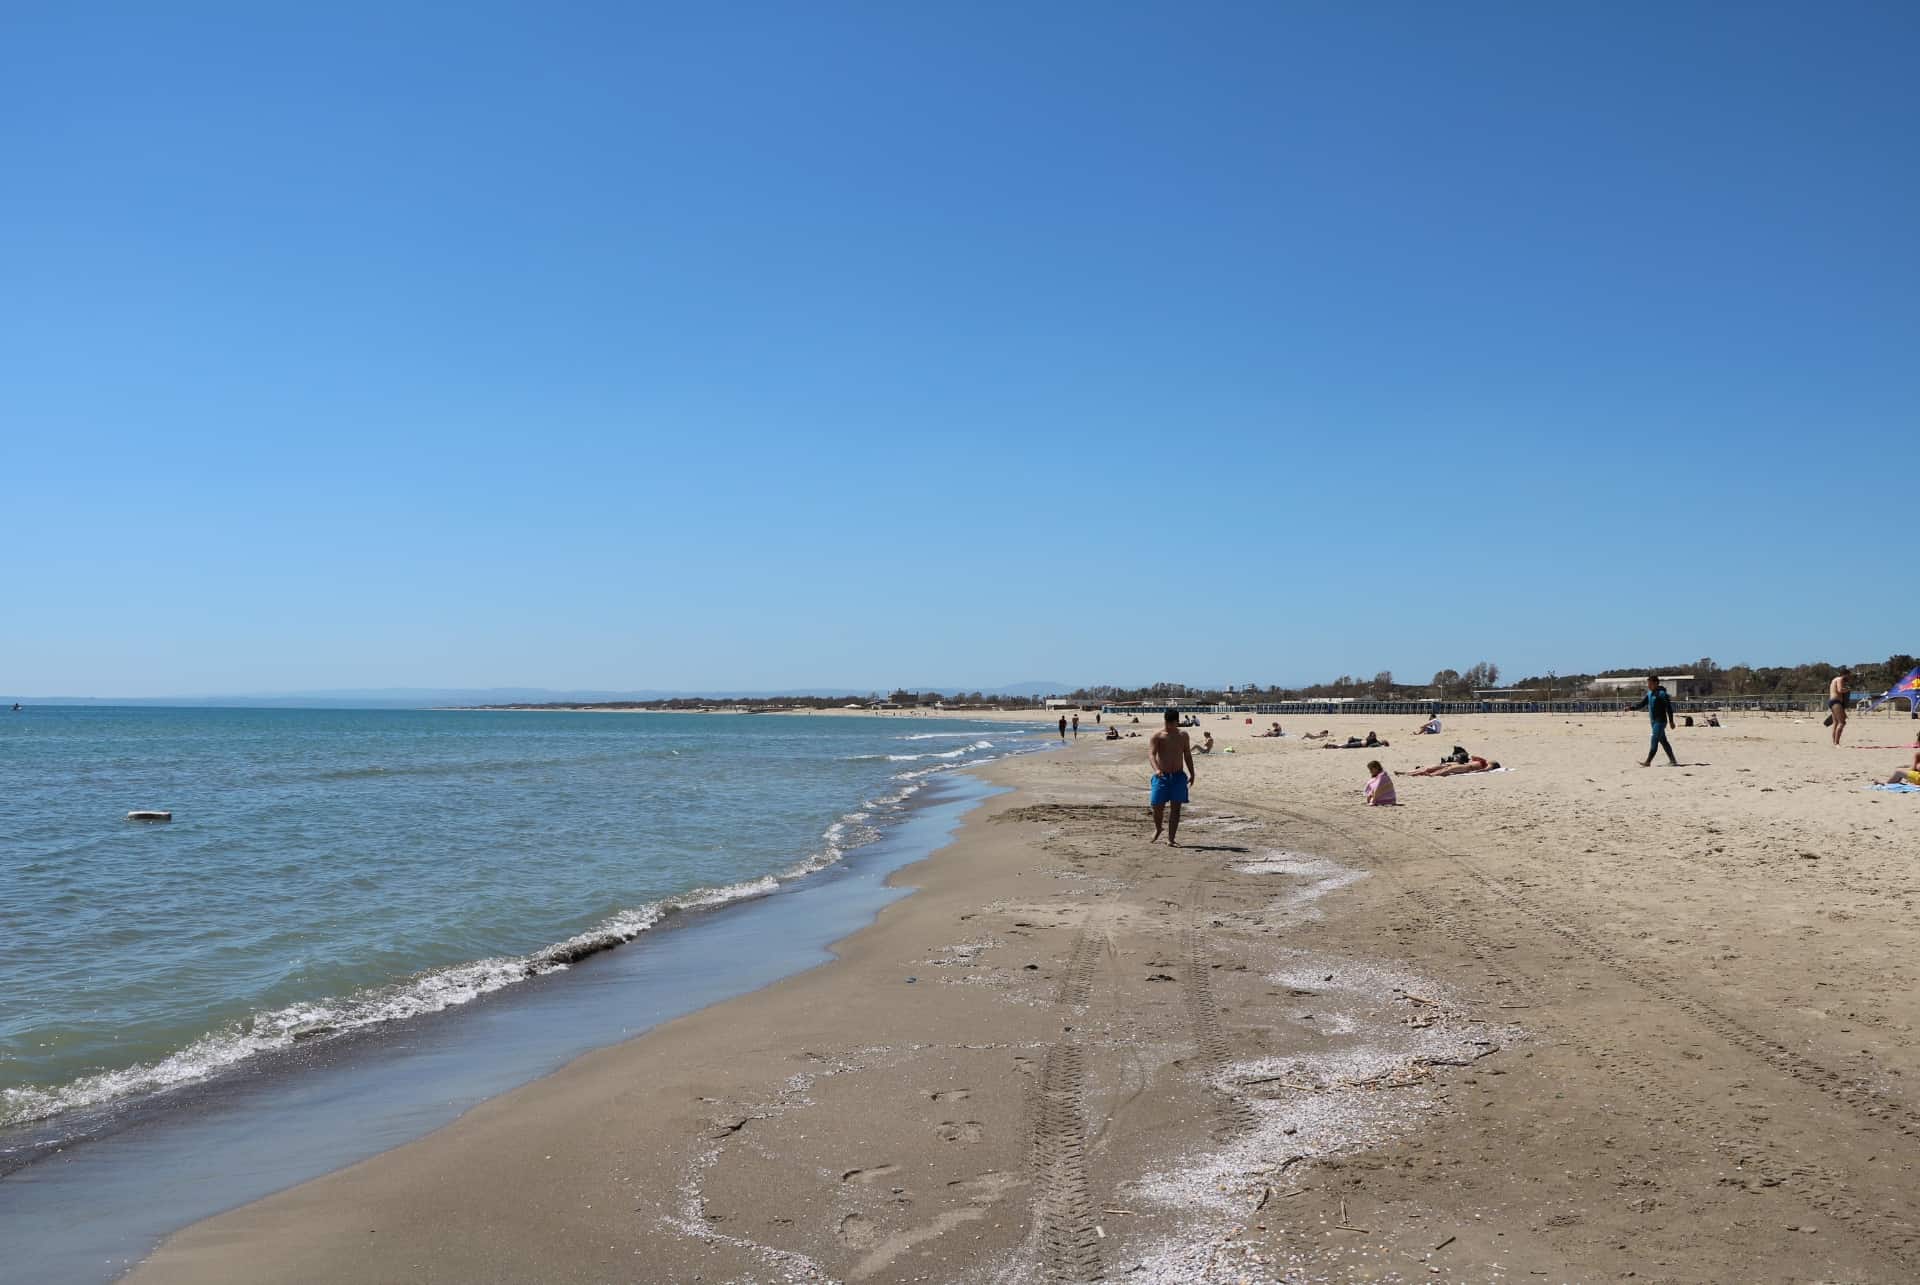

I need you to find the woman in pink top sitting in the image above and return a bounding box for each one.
[1364,760,1396,805]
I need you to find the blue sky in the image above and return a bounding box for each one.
[4,2,1914,696]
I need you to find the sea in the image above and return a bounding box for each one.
[0,705,1047,1280]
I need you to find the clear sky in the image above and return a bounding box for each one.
[4,2,1914,696]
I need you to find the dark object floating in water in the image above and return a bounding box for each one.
[126,810,172,823]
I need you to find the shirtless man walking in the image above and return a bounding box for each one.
[1148,708,1196,845]
[1828,669,1852,746]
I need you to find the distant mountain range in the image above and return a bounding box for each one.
[3,683,1079,709]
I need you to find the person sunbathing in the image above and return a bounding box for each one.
[1256,722,1284,738]
[1301,730,1331,740]
[1412,717,1441,735]
[1408,756,1499,776]
[1321,733,1389,749]
[1886,746,1920,786]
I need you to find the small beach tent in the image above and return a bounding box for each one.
[1864,665,1920,714]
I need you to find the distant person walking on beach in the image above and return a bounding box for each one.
[1058,714,1068,740]
[1628,675,1678,767]
[1072,712,1080,739]
[1827,670,1852,746]
[1148,708,1195,845]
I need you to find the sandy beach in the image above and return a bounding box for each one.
[128,708,1920,1284]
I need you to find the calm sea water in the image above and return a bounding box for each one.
[0,707,1039,1130]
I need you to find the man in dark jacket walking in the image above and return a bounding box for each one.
[1629,675,1678,767]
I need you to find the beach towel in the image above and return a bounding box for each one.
[1868,782,1920,793]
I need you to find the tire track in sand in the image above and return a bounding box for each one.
[1263,800,1920,1274]
[1183,874,1258,1142]
[1029,922,1104,1282]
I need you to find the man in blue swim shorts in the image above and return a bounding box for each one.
[1148,708,1197,845]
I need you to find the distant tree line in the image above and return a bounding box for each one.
[1505,654,1918,699]
[1064,653,1919,705]
[472,655,1918,712]
[473,690,1036,711]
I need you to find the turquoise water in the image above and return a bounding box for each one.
[0,707,1036,1129]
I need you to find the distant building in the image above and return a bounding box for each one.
[1589,674,1701,699]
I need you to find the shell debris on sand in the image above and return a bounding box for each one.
[1233,851,1369,922]
[1125,940,1521,1280]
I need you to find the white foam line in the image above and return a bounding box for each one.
[6,737,1030,1129]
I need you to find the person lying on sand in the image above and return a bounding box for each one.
[1321,733,1389,749]
[1412,717,1441,735]
[1886,746,1920,786]
[1408,755,1500,776]
[1302,730,1331,740]
[1364,760,1396,805]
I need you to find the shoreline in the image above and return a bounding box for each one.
[2,711,1046,1155]
[0,768,1012,1284]
[121,712,1920,1281]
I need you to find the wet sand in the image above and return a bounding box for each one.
[130,709,1920,1283]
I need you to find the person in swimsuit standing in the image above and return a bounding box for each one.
[1828,670,1852,746]
[1148,708,1196,845]
[1628,674,1678,767]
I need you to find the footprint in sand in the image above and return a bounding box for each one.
[837,1213,879,1249]
[928,1088,971,1102]
[946,1171,1023,1204]
[840,1163,900,1184]
[935,1120,985,1143]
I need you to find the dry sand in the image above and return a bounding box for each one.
[129,709,1920,1283]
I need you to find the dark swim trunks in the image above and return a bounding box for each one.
[1150,772,1189,806]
